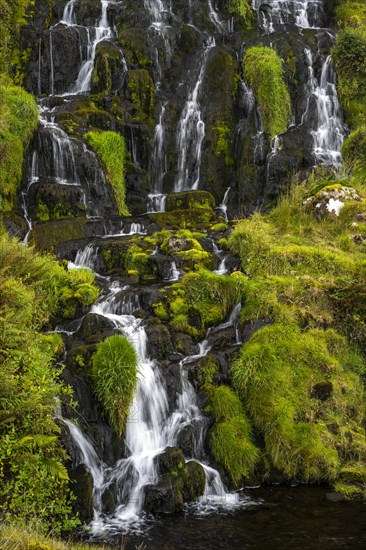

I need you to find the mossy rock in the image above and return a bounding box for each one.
[165,190,216,212]
[91,41,124,95]
[149,208,216,229]
[126,69,156,123]
[156,447,185,476]
[118,27,150,67]
[29,217,87,252]
[182,461,206,501]
[179,25,199,55]
[100,238,132,273]
[31,183,86,222]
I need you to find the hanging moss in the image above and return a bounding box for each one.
[243,46,291,138]
[85,131,129,216]
[91,335,138,436]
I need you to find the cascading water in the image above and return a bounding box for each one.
[301,49,344,166]
[147,104,167,212]
[69,0,114,94]
[248,0,345,172]
[252,0,324,32]
[64,259,245,530]
[175,37,215,192]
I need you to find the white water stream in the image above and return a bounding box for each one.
[65,274,243,531]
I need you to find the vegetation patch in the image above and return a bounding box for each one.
[91,335,138,436]
[0,75,38,210]
[207,385,259,485]
[243,46,291,137]
[85,131,129,216]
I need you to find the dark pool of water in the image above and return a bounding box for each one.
[121,486,366,550]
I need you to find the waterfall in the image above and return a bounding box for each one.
[175,37,215,192]
[217,186,231,222]
[49,29,54,95]
[301,50,345,166]
[71,8,113,94]
[208,0,227,33]
[61,0,77,25]
[63,270,243,530]
[252,0,324,33]
[148,104,167,213]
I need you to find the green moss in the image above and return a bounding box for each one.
[195,355,218,388]
[149,208,216,229]
[91,335,138,436]
[342,126,366,183]
[207,385,259,485]
[57,268,99,319]
[333,28,366,128]
[243,46,291,137]
[29,217,87,252]
[152,301,170,321]
[84,131,129,216]
[124,244,152,280]
[165,190,216,212]
[212,122,234,166]
[91,42,122,95]
[118,28,150,68]
[180,269,245,329]
[127,69,156,123]
[223,0,252,22]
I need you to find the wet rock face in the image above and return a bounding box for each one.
[21,0,343,220]
[144,447,206,514]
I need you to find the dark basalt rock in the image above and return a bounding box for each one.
[69,464,94,524]
[144,321,173,360]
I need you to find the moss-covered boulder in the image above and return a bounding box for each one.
[144,447,206,513]
[91,41,124,95]
[118,27,150,68]
[165,190,216,212]
[126,69,156,123]
[29,217,87,252]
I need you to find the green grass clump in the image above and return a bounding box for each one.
[232,324,366,481]
[85,131,129,216]
[243,46,291,137]
[0,75,38,210]
[91,335,138,436]
[342,126,366,184]
[207,386,259,485]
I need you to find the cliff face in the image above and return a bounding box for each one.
[15,0,342,234]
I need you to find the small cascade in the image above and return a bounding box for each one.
[49,29,55,95]
[148,104,167,212]
[301,50,344,166]
[69,243,97,270]
[217,186,231,222]
[252,0,324,33]
[63,419,105,522]
[61,0,77,25]
[166,260,181,281]
[175,37,216,192]
[70,1,114,94]
[208,0,227,33]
